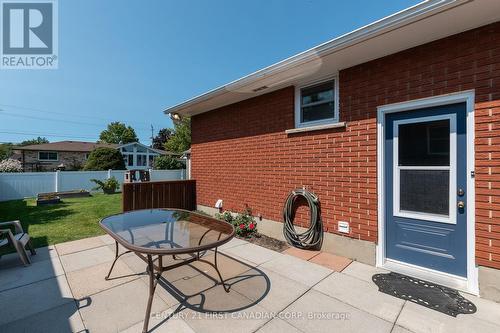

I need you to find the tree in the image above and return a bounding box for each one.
[152,128,173,150]
[154,155,185,170]
[20,137,49,146]
[165,117,190,153]
[0,158,22,172]
[0,143,13,160]
[83,147,126,170]
[99,122,138,144]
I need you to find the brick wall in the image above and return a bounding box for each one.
[22,150,88,171]
[191,22,500,268]
[475,100,500,270]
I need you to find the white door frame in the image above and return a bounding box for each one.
[376,90,478,294]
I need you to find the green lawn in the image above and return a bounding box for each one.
[0,193,122,249]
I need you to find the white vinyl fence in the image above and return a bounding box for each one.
[0,169,186,202]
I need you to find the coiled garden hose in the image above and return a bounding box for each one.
[282,189,323,250]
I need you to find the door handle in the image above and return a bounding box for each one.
[457,201,465,209]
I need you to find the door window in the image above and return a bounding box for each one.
[393,115,456,224]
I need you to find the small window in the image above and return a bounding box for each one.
[137,154,147,166]
[85,153,90,159]
[38,151,58,161]
[296,79,337,127]
[136,145,147,153]
[125,154,134,167]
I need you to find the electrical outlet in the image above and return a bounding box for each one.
[338,221,349,234]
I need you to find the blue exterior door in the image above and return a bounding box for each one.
[385,103,467,277]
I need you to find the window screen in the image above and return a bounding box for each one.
[400,169,449,215]
[39,152,58,160]
[300,81,335,123]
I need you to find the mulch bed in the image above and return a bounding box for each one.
[237,233,290,252]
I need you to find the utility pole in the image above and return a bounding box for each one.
[150,124,154,148]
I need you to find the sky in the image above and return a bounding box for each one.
[0,0,420,145]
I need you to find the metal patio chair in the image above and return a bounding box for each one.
[0,220,36,266]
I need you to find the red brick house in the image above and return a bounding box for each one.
[164,0,500,301]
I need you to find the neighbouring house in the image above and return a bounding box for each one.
[14,141,117,171]
[164,0,500,301]
[14,141,169,171]
[118,142,174,170]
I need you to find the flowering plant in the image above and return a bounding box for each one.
[0,158,22,172]
[216,207,257,237]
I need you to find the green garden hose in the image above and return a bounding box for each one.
[282,188,323,250]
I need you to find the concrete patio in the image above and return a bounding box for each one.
[1,235,500,333]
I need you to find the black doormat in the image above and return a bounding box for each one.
[372,272,476,317]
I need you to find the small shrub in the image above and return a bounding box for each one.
[91,177,120,194]
[216,208,257,237]
[154,155,185,170]
[84,147,125,171]
[0,158,22,172]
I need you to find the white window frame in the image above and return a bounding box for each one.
[38,151,58,161]
[392,114,457,224]
[294,77,339,128]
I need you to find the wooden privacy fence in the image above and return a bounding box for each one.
[122,180,196,212]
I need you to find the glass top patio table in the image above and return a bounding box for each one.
[100,209,235,255]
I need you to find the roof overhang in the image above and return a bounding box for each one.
[117,142,176,155]
[164,0,500,117]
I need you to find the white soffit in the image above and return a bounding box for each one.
[164,0,500,117]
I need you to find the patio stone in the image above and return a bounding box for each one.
[460,292,500,325]
[218,237,248,250]
[138,274,187,308]
[67,260,140,299]
[341,260,389,283]
[313,272,405,323]
[283,247,321,261]
[0,301,85,333]
[231,267,309,312]
[162,270,222,304]
[3,234,500,333]
[59,245,115,273]
[78,279,170,333]
[121,307,196,333]
[0,255,64,292]
[0,245,58,269]
[0,275,75,326]
[255,318,303,333]
[121,251,148,274]
[98,233,117,245]
[283,289,393,333]
[309,252,352,272]
[392,325,415,333]
[222,243,282,265]
[55,236,106,256]
[396,301,500,333]
[181,286,270,333]
[261,254,333,287]
[157,255,208,283]
[191,251,256,282]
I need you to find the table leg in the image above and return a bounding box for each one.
[143,254,157,333]
[105,241,131,280]
[213,247,230,293]
[105,241,120,280]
